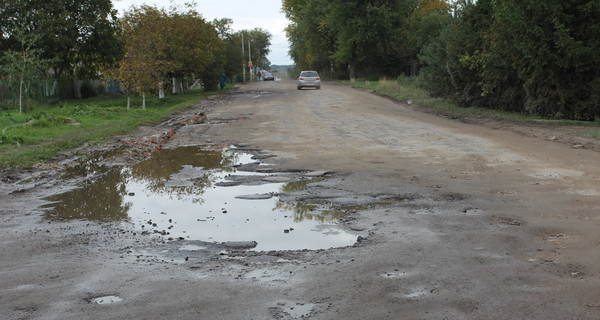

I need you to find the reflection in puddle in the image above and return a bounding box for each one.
[41,146,356,251]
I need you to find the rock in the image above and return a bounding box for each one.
[304,170,329,177]
[252,154,276,160]
[222,241,258,249]
[235,193,273,200]
[61,117,77,124]
[215,181,241,187]
[262,176,291,182]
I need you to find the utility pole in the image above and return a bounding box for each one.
[241,32,245,83]
[248,39,252,81]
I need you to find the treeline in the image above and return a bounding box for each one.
[284,0,600,120]
[0,0,271,111]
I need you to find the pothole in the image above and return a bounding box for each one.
[379,270,408,278]
[40,145,358,251]
[270,301,322,319]
[87,295,123,305]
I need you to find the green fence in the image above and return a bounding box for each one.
[0,79,61,111]
[0,79,121,111]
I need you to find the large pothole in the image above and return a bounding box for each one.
[40,145,360,251]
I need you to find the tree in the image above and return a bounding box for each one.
[284,0,415,79]
[246,28,272,70]
[106,6,173,108]
[221,30,245,82]
[419,0,495,107]
[1,20,50,113]
[166,7,223,93]
[488,0,600,119]
[0,0,121,96]
[284,0,337,76]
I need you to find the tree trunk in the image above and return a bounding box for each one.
[158,81,165,99]
[349,63,357,81]
[142,94,146,110]
[127,95,131,110]
[73,80,82,99]
[172,77,179,94]
[19,79,23,114]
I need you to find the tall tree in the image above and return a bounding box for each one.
[284,0,336,76]
[0,0,121,86]
[284,0,415,79]
[167,7,223,92]
[489,0,600,119]
[419,0,495,106]
[107,5,173,108]
[0,20,49,113]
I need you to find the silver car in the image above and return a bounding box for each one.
[297,71,321,90]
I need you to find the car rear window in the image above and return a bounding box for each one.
[300,71,319,77]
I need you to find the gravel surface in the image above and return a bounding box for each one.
[2,80,600,319]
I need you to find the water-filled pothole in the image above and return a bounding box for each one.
[88,295,123,305]
[41,146,357,251]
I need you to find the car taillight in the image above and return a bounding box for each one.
[299,78,304,80]
[316,78,320,80]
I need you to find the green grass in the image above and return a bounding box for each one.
[0,89,216,171]
[340,77,600,127]
[573,129,600,139]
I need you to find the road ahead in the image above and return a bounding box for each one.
[2,80,600,319]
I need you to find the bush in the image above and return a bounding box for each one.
[80,81,97,99]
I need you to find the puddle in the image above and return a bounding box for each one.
[41,146,357,251]
[380,271,408,279]
[88,295,123,304]
[400,288,430,299]
[283,303,317,318]
[271,301,319,319]
[179,245,206,251]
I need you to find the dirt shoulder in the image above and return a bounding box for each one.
[2,81,600,319]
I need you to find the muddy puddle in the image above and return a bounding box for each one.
[41,146,357,251]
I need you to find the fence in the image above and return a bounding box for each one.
[0,79,121,111]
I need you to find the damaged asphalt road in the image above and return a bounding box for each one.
[2,80,600,319]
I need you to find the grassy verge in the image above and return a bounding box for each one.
[340,77,600,128]
[573,129,600,139]
[0,89,216,171]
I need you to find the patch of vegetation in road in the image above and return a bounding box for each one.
[0,90,216,171]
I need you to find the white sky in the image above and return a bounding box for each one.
[112,0,293,65]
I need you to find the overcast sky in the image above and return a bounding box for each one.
[112,0,293,65]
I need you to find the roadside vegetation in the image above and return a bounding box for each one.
[341,77,600,128]
[0,89,216,171]
[0,0,272,171]
[284,0,600,121]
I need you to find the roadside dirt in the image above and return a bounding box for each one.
[2,80,600,319]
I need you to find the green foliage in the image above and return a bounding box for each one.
[416,0,600,120]
[284,0,416,78]
[0,0,121,82]
[488,0,600,119]
[287,0,600,120]
[419,0,495,107]
[0,89,216,170]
